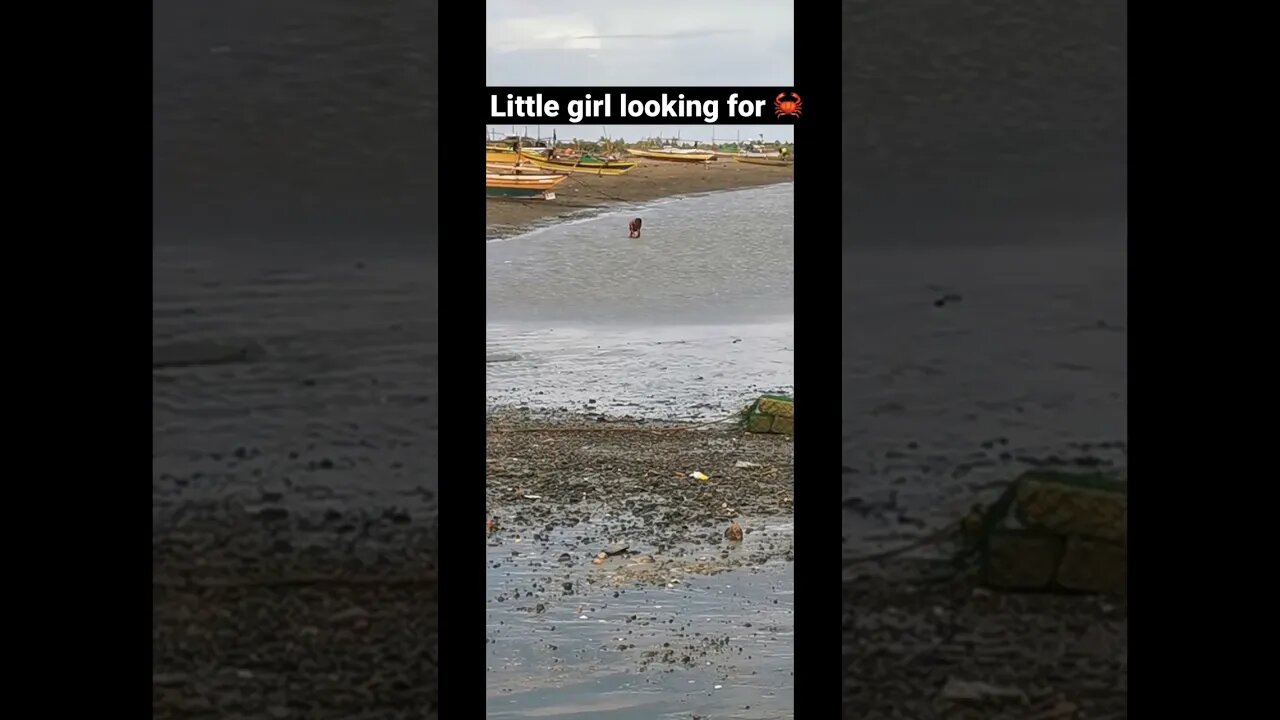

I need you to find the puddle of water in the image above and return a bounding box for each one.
[487,521,794,718]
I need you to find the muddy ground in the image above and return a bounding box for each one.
[486,160,794,238]
[486,411,794,556]
[841,558,1126,719]
[486,413,797,716]
[153,495,439,720]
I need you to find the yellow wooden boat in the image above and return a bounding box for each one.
[733,155,794,168]
[485,147,521,164]
[486,162,556,175]
[486,171,567,200]
[516,149,637,175]
[626,148,716,163]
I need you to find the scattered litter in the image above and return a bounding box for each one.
[734,461,762,468]
[689,471,710,481]
[523,494,542,500]
[714,684,723,689]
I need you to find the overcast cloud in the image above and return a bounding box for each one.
[486,0,793,142]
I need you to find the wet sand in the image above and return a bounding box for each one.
[486,413,795,717]
[153,245,440,718]
[842,561,1126,719]
[486,159,794,237]
[839,241,1127,718]
[486,411,793,562]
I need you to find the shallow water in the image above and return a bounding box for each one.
[841,240,1127,554]
[487,184,794,418]
[152,243,439,511]
[486,522,795,719]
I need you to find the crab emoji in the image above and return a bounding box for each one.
[774,92,802,118]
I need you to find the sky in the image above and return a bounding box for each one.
[486,0,793,143]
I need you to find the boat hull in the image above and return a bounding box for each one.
[485,149,521,164]
[626,148,715,163]
[732,156,794,168]
[486,172,567,200]
[516,151,636,175]
[486,186,558,200]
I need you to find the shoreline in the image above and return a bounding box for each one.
[486,412,794,568]
[486,159,793,239]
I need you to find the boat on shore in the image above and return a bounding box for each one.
[486,145,549,164]
[627,148,716,163]
[517,149,637,175]
[486,171,567,200]
[486,162,556,174]
[733,155,794,168]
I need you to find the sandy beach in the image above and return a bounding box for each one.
[486,159,793,237]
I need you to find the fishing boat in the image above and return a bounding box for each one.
[626,148,716,163]
[722,144,783,159]
[517,149,637,175]
[485,144,549,164]
[485,171,567,200]
[733,155,794,168]
[486,162,555,175]
[485,147,521,164]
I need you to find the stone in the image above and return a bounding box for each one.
[1055,536,1126,594]
[983,531,1064,590]
[770,415,794,435]
[1014,471,1127,542]
[756,396,794,418]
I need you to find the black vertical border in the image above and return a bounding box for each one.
[793,2,840,716]
[440,0,485,714]
[442,9,474,720]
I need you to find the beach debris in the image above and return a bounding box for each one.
[933,293,963,308]
[689,471,710,481]
[602,542,630,556]
[938,677,1028,704]
[725,521,744,542]
[522,494,542,500]
[734,460,762,468]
